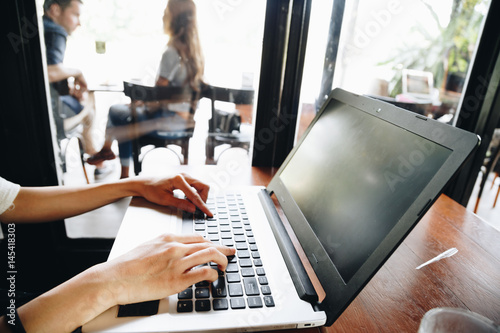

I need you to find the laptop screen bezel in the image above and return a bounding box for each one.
[266,88,479,325]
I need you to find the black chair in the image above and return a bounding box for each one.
[123,82,197,175]
[201,84,255,164]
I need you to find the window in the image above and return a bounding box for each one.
[56,0,267,180]
[38,0,267,237]
[296,0,491,142]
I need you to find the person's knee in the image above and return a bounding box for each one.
[109,104,132,126]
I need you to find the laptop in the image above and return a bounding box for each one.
[400,69,435,102]
[84,88,479,332]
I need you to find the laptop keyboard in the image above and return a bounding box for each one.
[177,193,275,312]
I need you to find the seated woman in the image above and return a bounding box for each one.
[87,0,204,178]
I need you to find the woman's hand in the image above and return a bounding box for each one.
[100,233,235,306]
[138,173,213,217]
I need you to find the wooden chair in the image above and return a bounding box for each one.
[201,84,255,164]
[490,148,500,208]
[123,82,197,175]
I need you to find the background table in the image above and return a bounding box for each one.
[132,165,500,332]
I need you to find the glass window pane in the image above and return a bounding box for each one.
[39,0,266,238]
[297,0,491,142]
[55,0,266,181]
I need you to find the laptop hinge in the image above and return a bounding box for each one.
[258,189,319,305]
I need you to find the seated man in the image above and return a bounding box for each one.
[43,0,98,157]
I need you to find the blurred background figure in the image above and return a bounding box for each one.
[87,0,205,178]
[43,0,99,157]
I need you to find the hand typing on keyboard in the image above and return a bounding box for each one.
[102,233,236,307]
[176,192,275,313]
[139,173,213,217]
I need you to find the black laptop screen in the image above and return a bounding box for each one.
[280,100,452,283]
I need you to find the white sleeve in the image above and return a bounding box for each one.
[0,177,21,215]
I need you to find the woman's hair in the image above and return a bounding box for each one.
[163,0,204,91]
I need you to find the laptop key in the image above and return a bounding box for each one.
[226,273,241,283]
[211,277,227,297]
[221,231,232,239]
[241,268,255,277]
[195,287,210,298]
[253,259,263,267]
[177,300,193,313]
[243,278,260,296]
[226,263,239,273]
[230,298,246,309]
[236,242,248,250]
[258,276,268,285]
[228,283,244,297]
[247,296,263,308]
[195,299,211,312]
[213,298,229,311]
[261,285,272,295]
[264,296,275,307]
[237,250,250,258]
[234,235,246,242]
[239,259,252,267]
[178,288,193,299]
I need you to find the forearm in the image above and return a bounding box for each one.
[17,263,116,333]
[47,64,82,84]
[1,179,145,223]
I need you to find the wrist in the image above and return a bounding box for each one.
[119,177,148,198]
[85,263,121,311]
[17,264,117,332]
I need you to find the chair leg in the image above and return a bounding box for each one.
[474,197,481,214]
[491,173,498,189]
[80,155,90,184]
[77,138,90,184]
[494,184,500,208]
[182,141,189,165]
[205,137,215,165]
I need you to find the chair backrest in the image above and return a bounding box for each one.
[123,81,196,103]
[200,84,255,133]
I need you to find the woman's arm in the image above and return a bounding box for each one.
[0,174,212,224]
[3,233,235,333]
[156,76,169,86]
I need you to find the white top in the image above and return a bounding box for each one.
[157,46,187,87]
[0,177,21,215]
[157,46,191,113]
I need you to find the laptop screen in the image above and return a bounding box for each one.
[279,99,452,283]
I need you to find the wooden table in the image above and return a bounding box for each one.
[136,165,500,332]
